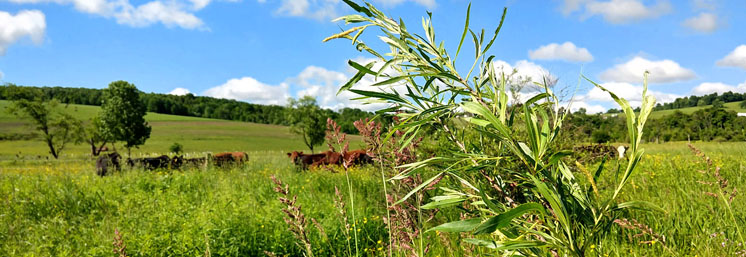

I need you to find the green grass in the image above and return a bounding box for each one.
[0,100,362,158]
[2,99,746,256]
[0,142,744,256]
[648,101,746,119]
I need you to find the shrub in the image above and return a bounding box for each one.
[326,1,658,255]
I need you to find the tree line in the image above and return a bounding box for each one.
[0,84,375,135]
[604,91,746,113]
[568,104,746,143]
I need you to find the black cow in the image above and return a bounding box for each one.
[127,155,171,170]
[96,152,121,176]
[170,155,184,169]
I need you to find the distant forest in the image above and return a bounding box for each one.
[0,84,376,135]
[4,84,746,143]
[606,91,746,113]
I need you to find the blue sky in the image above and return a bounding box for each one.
[1,0,744,112]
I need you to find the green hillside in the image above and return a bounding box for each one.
[648,101,746,119]
[0,100,362,158]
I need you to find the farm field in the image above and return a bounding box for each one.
[0,100,363,159]
[647,101,746,119]
[1,117,745,256]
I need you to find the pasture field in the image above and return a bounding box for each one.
[0,141,744,256]
[0,100,363,159]
[645,101,746,119]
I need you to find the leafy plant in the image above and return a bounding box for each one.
[326,1,658,256]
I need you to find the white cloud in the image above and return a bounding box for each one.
[115,1,205,29]
[716,45,746,70]
[682,12,721,33]
[271,0,435,21]
[6,0,208,30]
[583,82,680,107]
[0,70,4,80]
[563,0,672,24]
[599,56,696,84]
[529,42,593,62]
[169,87,191,95]
[203,77,290,105]
[0,10,46,55]
[691,81,746,96]
[493,60,556,85]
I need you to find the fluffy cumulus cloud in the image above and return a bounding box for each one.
[6,0,209,29]
[583,82,680,107]
[0,10,46,55]
[169,87,191,95]
[562,0,671,24]
[682,12,721,33]
[493,60,556,85]
[270,0,435,21]
[528,42,593,62]
[716,45,746,70]
[203,77,290,105]
[599,56,696,84]
[691,81,746,96]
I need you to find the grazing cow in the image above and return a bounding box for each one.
[212,152,234,167]
[127,155,171,170]
[184,157,208,169]
[96,152,121,176]
[343,150,373,166]
[311,151,343,168]
[170,155,184,169]
[287,151,326,170]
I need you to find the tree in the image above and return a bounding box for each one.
[5,86,84,158]
[169,142,183,154]
[85,115,111,156]
[100,81,151,156]
[286,96,326,153]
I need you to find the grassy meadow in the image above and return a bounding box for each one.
[0,100,363,159]
[1,101,745,256]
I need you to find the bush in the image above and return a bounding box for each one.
[592,130,612,143]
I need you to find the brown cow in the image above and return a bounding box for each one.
[343,149,373,166]
[287,151,326,170]
[311,151,343,168]
[213,152,248,167]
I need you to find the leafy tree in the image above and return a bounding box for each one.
[5,86,84,158]
[286,96,326,153]
[100,81,151,156]
[591,130,611,143]
[712,99,725,109]
[85,115,111,156]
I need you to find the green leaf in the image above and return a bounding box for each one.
[455,3,471,60]
[347,60,377,76]
[615,201,667,214]
[395,172,444,205]
[341,0,373,17]
[473,202,545,235]
[426,218,481,233]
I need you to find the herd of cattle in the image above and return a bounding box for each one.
[95,149,372,176]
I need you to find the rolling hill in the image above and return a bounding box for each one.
[0,100,362,158]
